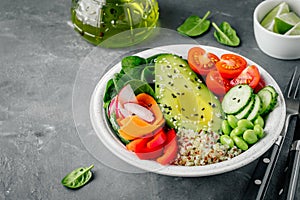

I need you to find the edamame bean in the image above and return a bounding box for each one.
[227,115,238,129]
[222,120,232,135]
[254,115,264,128]
[220,135,234,148]
[243,130,258,144]
[237,119,254,129]
[254,124,265,139]
[232,136,248,151]
[230,126,247,137]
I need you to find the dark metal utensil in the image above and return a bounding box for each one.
[244,67,300,200]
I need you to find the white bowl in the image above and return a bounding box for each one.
[253,0,300,60]
[90,44,286,177]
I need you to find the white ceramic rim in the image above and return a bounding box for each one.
[253,0,300,39]
[90,44,286,177]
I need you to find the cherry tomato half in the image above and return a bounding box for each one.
[230,65,261,89]
[216,54,247,79]
[188,47,220,76]
[206,70,231,96]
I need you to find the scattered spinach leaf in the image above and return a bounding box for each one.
[212,21,240,46]
[61,165,94,189]
[177,11,211,37]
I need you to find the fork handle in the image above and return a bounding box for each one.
[243,142,281,200]
[287,140,300,200]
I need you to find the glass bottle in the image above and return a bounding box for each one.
[71,0,159,47]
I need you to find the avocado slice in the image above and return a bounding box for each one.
[154,54,224,133]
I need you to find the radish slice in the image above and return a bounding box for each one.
[123,103,155,123]
[115,96,123,119]
[118,84,138,105]
[119,107,133,118]
[108,96,117,118]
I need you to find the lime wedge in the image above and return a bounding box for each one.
[285,22,300,35]
[261,2,290,31]
[274,12,300,34]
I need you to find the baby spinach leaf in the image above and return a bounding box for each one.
[124,79,155,97]
[212,22,240,46]
[177,11,211,37]
[146,53,168,64]
[61,165,94,189]
[141,65,155,83]
[103,78,117,106]
[121,56,147,79]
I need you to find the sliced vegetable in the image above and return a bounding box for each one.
[212,22,240,47]
[216,54,247,79]
[188,47,220,76]
[177,11,211,37]
[246,94,262,121]
[257,88,277,115]
[117,84,138,105]
[123,102,155,123]
[156,129,178,165]
[230,65,261,89]
[221,84,253,114]
[118,93,165,140]
[205,70,231,96]
[235,96,255,120]
[134,137,164,160]
[147,129,167,149]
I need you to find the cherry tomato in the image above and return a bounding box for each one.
[216,54,247,79]
[206,70,231,96]
[230,65,261,89]
[188,47,220,76]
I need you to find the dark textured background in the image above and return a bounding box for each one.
[0,0,299,199]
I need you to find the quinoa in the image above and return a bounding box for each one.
[172,129,242,166]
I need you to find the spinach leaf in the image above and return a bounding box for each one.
[113,72,132,93]
[146,53,167,64]
[61,165,94,189]
[141,65,155,83]
[177,11,211,37]
[212,21,240,46]
[124,79,155,97]
[121,56,146,79]
[103,78,117,106]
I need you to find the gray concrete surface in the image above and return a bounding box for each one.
[0,0,299,199]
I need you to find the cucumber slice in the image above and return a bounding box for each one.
[247,94,262,121]
[257,89,273,115]
[262,85,278,99]
[261,85,278,109]
[222,85,253,114]
[235,96,255,120]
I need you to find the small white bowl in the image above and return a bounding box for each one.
[253,0,300,60]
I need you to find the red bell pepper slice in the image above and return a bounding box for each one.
[127,137,164,160]
[156,129,178,165]
[147,129,167,149]
[135,137,164,160]
[126,138,144,152]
